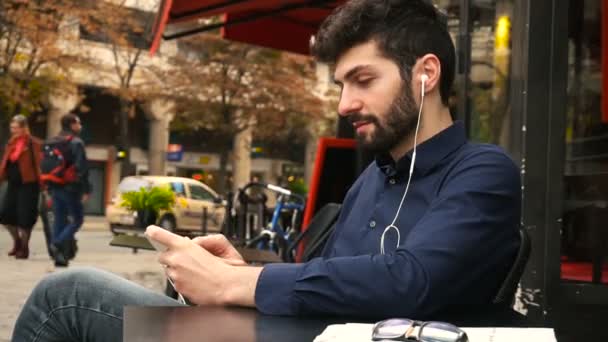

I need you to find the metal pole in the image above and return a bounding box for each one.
[458,0,472,137]
[201,207,208,236]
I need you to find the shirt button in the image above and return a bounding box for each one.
[369,220,376,228]
[389,179,396,185]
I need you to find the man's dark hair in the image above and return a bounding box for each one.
[311,0,455,105]
[61,113,80,131]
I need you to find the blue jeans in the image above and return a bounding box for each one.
[11,267,182,342]
[51,188,84,244]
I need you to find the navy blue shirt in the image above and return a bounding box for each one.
[255,122,521,319]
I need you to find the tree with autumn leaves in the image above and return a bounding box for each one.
[74,2,328,191]
[0,0,86,141]
[165,34,326,192]
[1,0,332,194]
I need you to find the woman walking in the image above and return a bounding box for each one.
[0,115,42,259]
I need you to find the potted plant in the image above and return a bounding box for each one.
[120,185,176,229]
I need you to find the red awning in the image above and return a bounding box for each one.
[150,0,345,55]
[603,0,608,123]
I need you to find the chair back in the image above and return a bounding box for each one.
[493,227,532,306]
[286,203,341,262]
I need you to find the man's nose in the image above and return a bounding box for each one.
[338,89,363,117]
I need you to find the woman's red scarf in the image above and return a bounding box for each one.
[8,135,28,162]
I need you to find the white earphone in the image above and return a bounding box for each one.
[379,73,428,255]
[420,74,429,83]
[420,74,428,95]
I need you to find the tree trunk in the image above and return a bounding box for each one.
[0,118,9,147]
[217,148,230,196]
[231,119,254,194]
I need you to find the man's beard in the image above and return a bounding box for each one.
[349,83,419,155]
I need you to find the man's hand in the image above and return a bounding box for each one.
[145,226,261,307]
[192,234,246,266]
[82,193,90,203]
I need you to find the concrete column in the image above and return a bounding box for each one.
[46,86,79,138]
[144,98,175,176]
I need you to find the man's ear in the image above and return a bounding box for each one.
[415,54,441,95]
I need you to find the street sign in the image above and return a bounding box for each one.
[167,144,183,162]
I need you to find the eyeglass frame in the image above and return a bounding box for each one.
[371,318,469,342]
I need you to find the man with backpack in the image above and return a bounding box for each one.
[41,113,91,267]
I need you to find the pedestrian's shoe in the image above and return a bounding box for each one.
[15,242,29,259]
[7,239,20,256]
[66,239,78,260]
[51,243,68,267]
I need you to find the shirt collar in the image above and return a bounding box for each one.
[375,121,467,177]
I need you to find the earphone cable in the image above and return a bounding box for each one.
[380,78,425,254]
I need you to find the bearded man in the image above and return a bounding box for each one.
[12,1,521,341]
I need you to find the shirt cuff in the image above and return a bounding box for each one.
[255,263,304,315]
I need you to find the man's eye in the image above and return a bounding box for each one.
[357,78,373,86]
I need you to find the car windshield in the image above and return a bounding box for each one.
[117,178,152,193]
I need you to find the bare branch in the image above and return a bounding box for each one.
[23,46,39,76]
[124,48,142,89]
[112,44,126,87]
[2,28,22,73]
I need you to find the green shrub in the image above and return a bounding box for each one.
[288,178,308,196]
[120,185,176,218]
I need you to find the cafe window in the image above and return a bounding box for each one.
[562,0,608,285]
[434,0,516,154]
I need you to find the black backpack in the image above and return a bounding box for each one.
[40,135,77,185]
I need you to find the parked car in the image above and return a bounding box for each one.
[106,176,225,235]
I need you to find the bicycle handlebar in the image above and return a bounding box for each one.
[238,182,305,203]
[266,184,291,196]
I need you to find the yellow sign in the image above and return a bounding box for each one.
[495,16,511,49]
[199,156,210,165]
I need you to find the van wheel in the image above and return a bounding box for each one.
[159,216,176,232]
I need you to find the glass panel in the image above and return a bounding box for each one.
[170,182,186,197]
[468,0,514,149]
[189,185,215,201]
[117,177,151,193]
[433,0,461,121]
[562,0,608,285]
[434,0,516,155]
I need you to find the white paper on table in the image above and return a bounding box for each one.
[313,323,557,342]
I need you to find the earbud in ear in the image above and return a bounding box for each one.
[420,74,428,96]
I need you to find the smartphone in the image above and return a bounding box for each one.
[144,228,189,305]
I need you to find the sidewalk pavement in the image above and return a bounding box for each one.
[0,221,166,342]
[81,215,110,231]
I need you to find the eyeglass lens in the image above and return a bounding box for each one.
[419,322,468,342]
[372,319,468,342]
[372,319,414,340]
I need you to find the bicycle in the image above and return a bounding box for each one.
[235,182,306,262]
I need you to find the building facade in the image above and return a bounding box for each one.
[5,0,309,215]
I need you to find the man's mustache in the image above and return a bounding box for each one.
[348,113,379,125]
